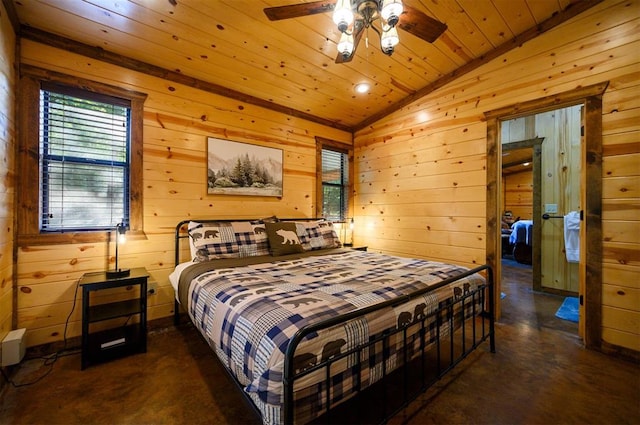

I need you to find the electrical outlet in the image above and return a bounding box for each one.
[147,281,159,296]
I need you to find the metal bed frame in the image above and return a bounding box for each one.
[173,218,495,425]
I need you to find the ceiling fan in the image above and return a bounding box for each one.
[264,0,447,63]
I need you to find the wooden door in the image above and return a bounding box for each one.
[538,105,582,294]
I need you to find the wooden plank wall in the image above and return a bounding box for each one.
[16,40,350,348]
[503,171,533,220]
[0,2,16,352]
[353,0,639,351]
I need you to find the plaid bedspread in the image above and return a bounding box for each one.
[180,249,484,425]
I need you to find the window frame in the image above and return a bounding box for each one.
[315,136,353,220]
[18,65,147,245]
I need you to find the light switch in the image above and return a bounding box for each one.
[545,204,558,213]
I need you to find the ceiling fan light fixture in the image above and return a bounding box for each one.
[380,26,399,55]
[381,0,403,27]
[337,32,355,58]
[333,0,354,32]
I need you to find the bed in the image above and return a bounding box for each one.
[170,218,495,425]
[509,220,533,264]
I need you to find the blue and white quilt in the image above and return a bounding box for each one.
[178,249,484,425]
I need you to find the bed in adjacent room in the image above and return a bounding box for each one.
[509,219,534,264]
[170,218,495,425]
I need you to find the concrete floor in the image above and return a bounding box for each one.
[1,260,639,424]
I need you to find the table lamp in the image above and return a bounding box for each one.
[106,221,130,278]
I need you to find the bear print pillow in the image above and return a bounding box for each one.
[265,222,304,256]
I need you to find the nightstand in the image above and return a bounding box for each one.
[79,267,148,369]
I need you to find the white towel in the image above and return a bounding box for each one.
[564,211,581,263]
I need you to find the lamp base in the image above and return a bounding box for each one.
[106,268,131,279]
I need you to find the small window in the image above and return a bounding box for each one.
[321,147,349,220]
[40,83,131,232]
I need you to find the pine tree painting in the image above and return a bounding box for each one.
[207,138,283,197]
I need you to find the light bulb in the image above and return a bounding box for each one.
[333,0,354,32]
[381,26,399,55]
[381,0,403,27]
[355,83,370,93]
[337,32,354,58]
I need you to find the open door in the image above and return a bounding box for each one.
[536,106,582,296]
[485,82,607,348]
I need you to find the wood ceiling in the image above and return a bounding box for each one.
[6,0,601,132]
[502,147,533,176]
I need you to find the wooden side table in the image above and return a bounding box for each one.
[79,267,148,369]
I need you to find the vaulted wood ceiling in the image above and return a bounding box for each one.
[5,0,601,132]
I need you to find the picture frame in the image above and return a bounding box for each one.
[207,137,283,197]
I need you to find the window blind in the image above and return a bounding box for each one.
[321,148,348,220]
[40,86,131,232]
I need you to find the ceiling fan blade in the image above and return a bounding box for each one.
[264,1,336,21]
[335,23,365,64]
[398,4,447,43]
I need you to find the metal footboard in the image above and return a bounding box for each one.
[283,264,495,425]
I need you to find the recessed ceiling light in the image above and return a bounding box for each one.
[355,83,370,93]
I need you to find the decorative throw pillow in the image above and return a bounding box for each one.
[266,222,304,256]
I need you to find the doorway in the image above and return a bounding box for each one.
[484,82,607,349]
[499,106,582,335]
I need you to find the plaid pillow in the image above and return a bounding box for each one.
[189,222,239,261]
[189,220,272,261]
[292,220,341,251]
[317,220,342,249]
[235,221,270,258]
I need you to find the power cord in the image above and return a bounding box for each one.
[1,279,81,388]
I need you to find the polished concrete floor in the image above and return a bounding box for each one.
[1,260,639,424]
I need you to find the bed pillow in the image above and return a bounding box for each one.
[315,220,342,249]
[265,222,304,256]
[292,220,340,251]
[235,221,270,258]
[187,221,201,259]
[189,222,239,261]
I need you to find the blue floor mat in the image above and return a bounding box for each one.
[555,297,579,322]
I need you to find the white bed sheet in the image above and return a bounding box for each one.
[169,261,195,294]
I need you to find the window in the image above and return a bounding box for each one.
[316,137,352,221]
[321,148,349,220]
[18,66,147,245]
[40,83,131,232]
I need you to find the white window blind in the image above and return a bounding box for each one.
[321,148,349,220]
[40,83,131,232]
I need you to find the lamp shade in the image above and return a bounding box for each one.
[333,0,354,32]
[337,32,355,58]
[381,0,403,26]
[380,26,399,55]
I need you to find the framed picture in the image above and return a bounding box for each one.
[207,137,283,197]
